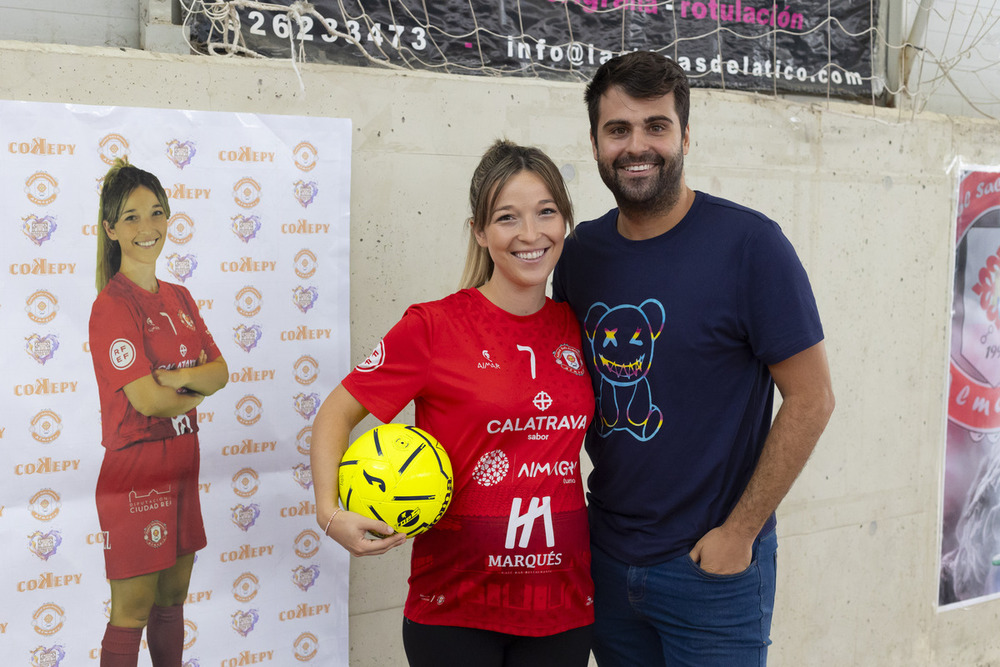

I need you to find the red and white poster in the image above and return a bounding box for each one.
[0,100,351,664]
[940,163,1000,608]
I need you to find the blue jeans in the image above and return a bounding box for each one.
[590,528,777,667]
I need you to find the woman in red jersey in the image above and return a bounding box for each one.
[311,140,595,667]
[89,160,228,667]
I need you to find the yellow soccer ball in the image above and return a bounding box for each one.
[339,424,453,537]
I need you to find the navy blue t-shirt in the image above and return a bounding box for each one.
[552,191,824,565]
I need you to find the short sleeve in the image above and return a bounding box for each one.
[341,305,433,424]
[89,292,153,392]
[740,222,824,365]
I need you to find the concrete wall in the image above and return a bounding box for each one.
[0,0,140,47]
[3,40,1000,665]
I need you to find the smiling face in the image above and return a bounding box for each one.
[592,85,689,216]
[475,170,567,298]
[104,186,168,277]
[594,307,656,385]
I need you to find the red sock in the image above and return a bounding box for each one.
[147,604,185,667]
[101,624,142,667]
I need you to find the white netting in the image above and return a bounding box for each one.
[900,0,1000,119]
[180,0,1000,120]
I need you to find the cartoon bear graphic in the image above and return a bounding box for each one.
[584,299,665,442]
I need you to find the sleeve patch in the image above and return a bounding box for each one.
[355,340,386,373]
[109,338,137,370]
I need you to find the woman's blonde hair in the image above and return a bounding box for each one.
[95,159,171,292]
[459,140,574,289]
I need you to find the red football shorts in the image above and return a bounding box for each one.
[96,432,207,580]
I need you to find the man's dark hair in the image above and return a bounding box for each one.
[585,51,691,140]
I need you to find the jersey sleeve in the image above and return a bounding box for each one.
[740,221,824,365]
[89,291,154,393]
[341,305,433,424]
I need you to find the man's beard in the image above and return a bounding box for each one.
[597,147,684,219]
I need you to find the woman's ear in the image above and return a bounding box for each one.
[472,218,488,248]
[103,219,117,240]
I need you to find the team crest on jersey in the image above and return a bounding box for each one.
[166,253,198,283]
[22,214,57,246]
[166,139,197,169]
[233,324,263,352]
[25,333,59,364]
[355,340,385,373]
[28,530,62,561]
[553,344,585,376]
[292,564,320,592]
[293,180,319,208]
[144,520,168,548]
[30,644,66,666]
[231,503,261,531]
[292,286,318,313]
[179,310,196,330]
[231,609,259,637]
[293,393,320,420]
[231,214,261,243]
[292,462,312,490]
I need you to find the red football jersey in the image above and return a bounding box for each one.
[89,273,221,450]
[343,288,595,636]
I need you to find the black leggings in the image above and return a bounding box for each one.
[402,617,593,667]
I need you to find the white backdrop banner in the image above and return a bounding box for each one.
[939,163,1000,609]
[0,100,351,666]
